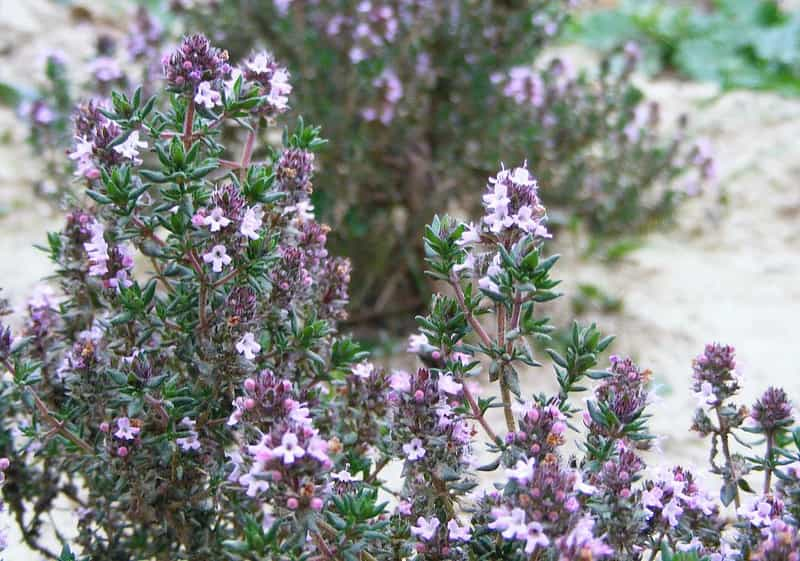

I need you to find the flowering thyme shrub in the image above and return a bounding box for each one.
[0,32,795,561]
[178,0,715,317]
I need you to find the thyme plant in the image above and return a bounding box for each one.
[0,33,791,561]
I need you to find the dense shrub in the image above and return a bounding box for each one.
[177,0,714,319]
[0,34,795,561]
[5,2,714,323]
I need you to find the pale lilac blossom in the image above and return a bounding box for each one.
[236,332,261,360]
[114,417,140,441]
[410,516,440,541]
[203,244,232,272]
[402,438,426,461]
[272,432,305,464]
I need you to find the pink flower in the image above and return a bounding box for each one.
[194,81,222,109]
[506,457,536,484]
[402,438,426,461]
[236,332,261,360]
[488,507,528,540]
[272,432,305,464]
[524,522,549,554]
[410,516,440,541]
[176,417,201,452]
[240,205,264,240]
[203,207,231,232]
[114,417,140,441]
[437,373,462,395]
[306,436,330,463]
[113,131,148,163]
[389,370,411,392]
[352,362,374,379]
[406,333,429,353]
[447,519,471,541]
[203,244,232,272]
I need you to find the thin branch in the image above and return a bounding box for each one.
[28,388,94,454]
[239,123,259,182]
[449,277,492,347]
[764,431,775,494]
[461,382,499,443]
[497,303,516,433]
[182,99,195,151]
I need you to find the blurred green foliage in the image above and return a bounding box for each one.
[571,0,800,94]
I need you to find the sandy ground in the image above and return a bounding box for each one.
[1,0,799,558]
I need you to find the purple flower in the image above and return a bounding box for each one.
[402,438,426,461]
[203,244,232,272]
[558,516,612,560]
[239,468,270,497]
[114,417,140,441]
[506,457,536,484]
[352,362,374,380]
[488,506,528,540]
[447,519,471,542]
[662,498,684,527]
[739,497,776,528]
[84,222,109,277]
[113,131,148,164]
[306,436,329,464]
[437,373,462,395]
[176,417,201,452]
[410,516,440,541]
[332,469,356,483]
[163,34,230,91]
[524,522,550,554]
[751,387,793,432]
[239,205,264,240]
[194,81,222,109]
[236,332,261,360]
[272,432,305,464]
[406,333,429,353]
[203,207,231,232]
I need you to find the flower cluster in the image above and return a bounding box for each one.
[692,342,740,405]
[163,33,231,92]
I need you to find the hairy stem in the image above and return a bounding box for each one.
[497,303,516,433]
[714,405,740,508]
[764,431,775,495]
[28,388,93,454]
[461,382,499,443]
[239,123,259,181]
[2,359,94,453]
[182,99,195,151]
[448,277,492,348]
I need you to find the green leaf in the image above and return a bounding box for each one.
[0,81,25,108]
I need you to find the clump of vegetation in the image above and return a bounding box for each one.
[0,35,795,561]
[572,0,800,95]
[2,2,712,325]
